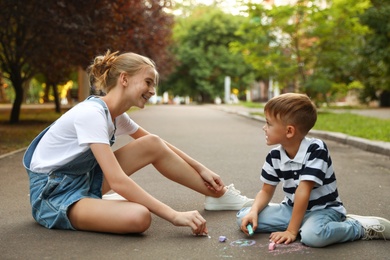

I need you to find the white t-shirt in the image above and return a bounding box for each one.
[30,98,139,173]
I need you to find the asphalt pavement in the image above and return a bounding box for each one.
[1,105,389,259]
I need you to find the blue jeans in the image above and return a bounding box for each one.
[236,203,363,247]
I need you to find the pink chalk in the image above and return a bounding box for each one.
[268,242,276,251]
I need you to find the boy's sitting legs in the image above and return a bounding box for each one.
[299,209,361,247]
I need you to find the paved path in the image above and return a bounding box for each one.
[1,105,389,259]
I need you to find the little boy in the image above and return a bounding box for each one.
[236,93,390,247]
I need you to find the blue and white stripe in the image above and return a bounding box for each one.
[261,137,346,215]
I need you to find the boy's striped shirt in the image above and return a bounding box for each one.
[261,137,346,215]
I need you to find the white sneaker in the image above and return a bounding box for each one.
[347,214,390,240]
[204,184,254,211]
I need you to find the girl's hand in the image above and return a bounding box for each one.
[199,169,224,193]
[269,230,297,244]
[171,210,208,235]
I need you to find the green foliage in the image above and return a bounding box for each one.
[232,1,318,87]
[311,0,370,87]
[26,79,44,104]
[165,6,255,102]
[231,0,373,105]
[358,0,390,104]
[303,75,332,105]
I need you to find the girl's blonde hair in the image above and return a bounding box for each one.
[264,93,317,135]
[87,50,159,94]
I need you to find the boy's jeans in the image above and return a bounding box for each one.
[236,203,363,247]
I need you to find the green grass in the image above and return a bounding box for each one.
[239,101,265,108]
[0,109,63,155]
[314,112,390,142]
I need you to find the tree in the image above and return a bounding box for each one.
[110,0,175,80]
[0,0,48,123]
[231,0,371,104]
[31,0,127,112]
[0,0,175,123]
[359,0,390,106]
[305,0,370,103]
[232,1,319,93]
[166,6,254,103]
[0,0,113,122]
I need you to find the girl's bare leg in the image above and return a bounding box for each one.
[69,134,226,234]
[68,198,151,234]
[103,134,225,197]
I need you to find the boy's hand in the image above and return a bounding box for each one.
[240,212,258,236]
[269,230,297,244]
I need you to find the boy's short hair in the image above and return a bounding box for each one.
[264,93,317,135]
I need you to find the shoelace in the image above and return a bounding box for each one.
[227,184,241,195]
[363,224,386,240]
[227,184,249,199]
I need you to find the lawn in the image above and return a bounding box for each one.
[0,108,63,155]
[314,111,390,142]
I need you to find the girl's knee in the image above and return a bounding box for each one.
[127,205,152,233]
[143,134,164,147]
[138,134,167,156]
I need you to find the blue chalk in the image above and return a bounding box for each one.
[247,224,254,236]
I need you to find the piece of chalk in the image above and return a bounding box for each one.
[219,236,227,242]
[193,232,210,238]
[247,224,254,236]
[268,242,276,251]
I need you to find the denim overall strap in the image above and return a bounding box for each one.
[86,96,116,146]
[23,124,53,170]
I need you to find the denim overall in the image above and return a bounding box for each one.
[23,97,116,230]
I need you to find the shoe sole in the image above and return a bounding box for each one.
[204,199,255,211]
[204,204,245,211]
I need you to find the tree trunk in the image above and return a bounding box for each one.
[9,74,24,124]
[78,67,90,101]
[51,83,61,113]
[43,84,50,103]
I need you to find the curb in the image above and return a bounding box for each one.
[0,147,27,160]
[217,106,390,157]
